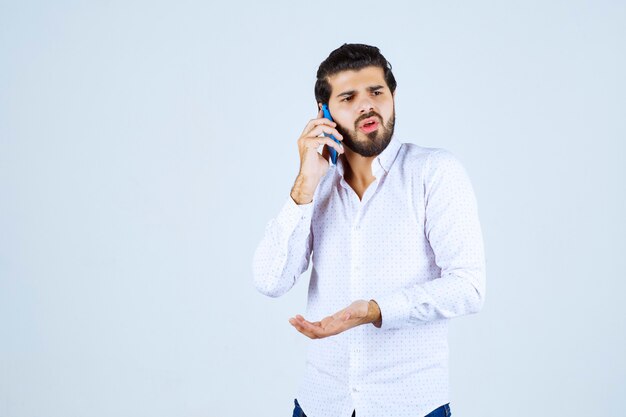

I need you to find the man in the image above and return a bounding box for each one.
[252,43,485,417]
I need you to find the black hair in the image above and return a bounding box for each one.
[314,43,397,105]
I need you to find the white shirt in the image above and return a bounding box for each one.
[252,137,486,417]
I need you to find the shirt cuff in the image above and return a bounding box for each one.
[375,290,412,330]
[281,195,314,222]
[271,195,315,242]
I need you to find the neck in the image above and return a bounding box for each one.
[341,147,377,185]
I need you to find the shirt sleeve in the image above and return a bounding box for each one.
[252,195,315,297]
[375,150,486,329]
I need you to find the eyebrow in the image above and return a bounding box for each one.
[335,85,385,98]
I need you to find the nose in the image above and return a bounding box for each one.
[357,96,374,114]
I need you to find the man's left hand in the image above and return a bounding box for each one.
[288,300,382,339]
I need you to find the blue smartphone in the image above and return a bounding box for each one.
[321,104,342,165]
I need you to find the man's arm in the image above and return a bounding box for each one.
[252,106,344,298]
[252,195,314,298]
[374,150,486,330]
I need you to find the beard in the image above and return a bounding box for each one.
[335,109,396,157]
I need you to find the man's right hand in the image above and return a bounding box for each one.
[290,106,344,205]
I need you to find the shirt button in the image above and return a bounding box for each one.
[352,387,359,392]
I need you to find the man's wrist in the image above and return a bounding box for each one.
[368,299,382,328]
[291,174,318,205]
[290,189,314,205]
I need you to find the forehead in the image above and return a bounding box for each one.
[326,66,387,93]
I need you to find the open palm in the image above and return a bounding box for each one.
[288,300,371,339]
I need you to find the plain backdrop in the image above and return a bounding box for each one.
[1,1,625,416]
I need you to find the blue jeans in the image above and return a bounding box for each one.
[292,398,452,417]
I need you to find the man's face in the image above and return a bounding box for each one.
[325,66,396,158]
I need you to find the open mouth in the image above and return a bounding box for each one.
[358,118,380,133]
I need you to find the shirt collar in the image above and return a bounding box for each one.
[335,136,402,179]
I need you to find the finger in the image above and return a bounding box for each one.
[301,117,337,137]
[290,318,319,339]
[295,316,326,334]
[295,315,318,329]
[306,124,344,141]
[302,137,344,155]
[297,318,328,338]
[293,325,317,339]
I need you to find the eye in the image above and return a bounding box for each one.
[341,96,353,102]
[373,91,383,96]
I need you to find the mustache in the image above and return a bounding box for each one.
[355,111,382,126]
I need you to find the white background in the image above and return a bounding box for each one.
[1,1,624,416]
